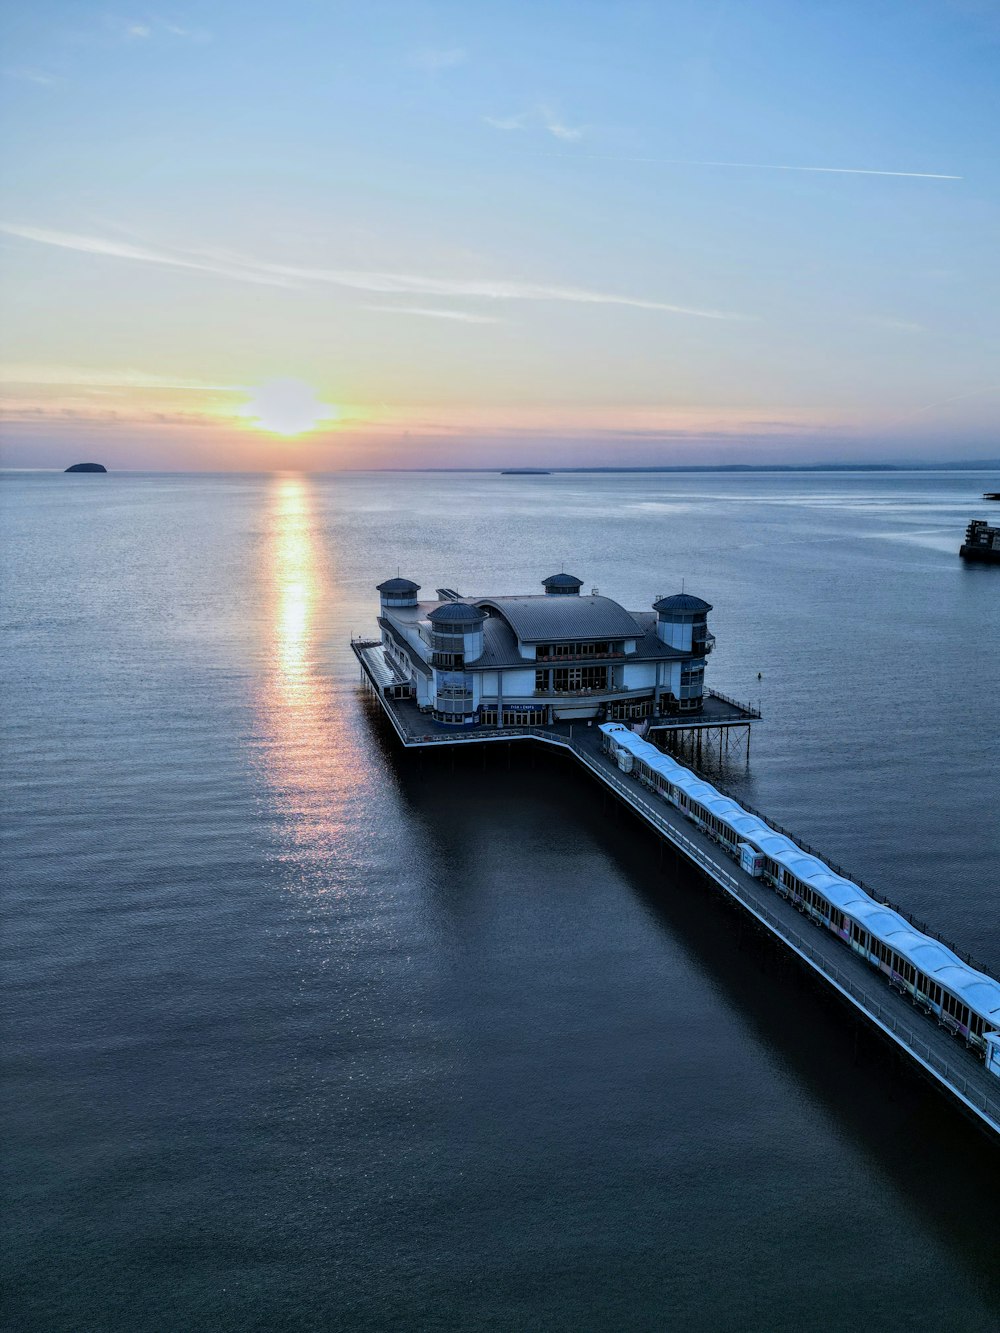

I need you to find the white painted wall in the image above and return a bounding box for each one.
[497,668,537,698]
[622,661,656,690]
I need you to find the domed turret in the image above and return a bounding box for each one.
[428,603,484,724]
[427,602,485,667]
[541,572,584,595]
[653,591,714,654]
[377,576,420,609]
[427,602,485,627]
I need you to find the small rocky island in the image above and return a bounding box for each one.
[64,463,107,473]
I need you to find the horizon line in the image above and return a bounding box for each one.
[5,460,998,475]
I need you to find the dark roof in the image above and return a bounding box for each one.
[541,572,584,589]
[468,617,525,669]
[377,617,431,676]
[465,613,685,668]
[377,577,420,594]
[476,594,642,643]
[427,602,485,625]
[630,620,688,660]
[653,593,713,614]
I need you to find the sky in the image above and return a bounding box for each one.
[1,0,998,470]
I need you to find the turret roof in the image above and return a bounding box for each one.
[427,602,485,624]
[377,577,420,594]
[653,592,712,614]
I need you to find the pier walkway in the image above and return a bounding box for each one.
[353,641,1000,1140]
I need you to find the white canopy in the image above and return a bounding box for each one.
[599,724,1000,1026]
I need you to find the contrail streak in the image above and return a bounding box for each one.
[535,153,961,180]
[902,384,1000,419]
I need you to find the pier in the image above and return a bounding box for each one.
[648,688,760,763]
[353,638,1000,1142]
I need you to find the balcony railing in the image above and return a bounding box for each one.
[705,688,762,719]
[532,684,634,697]
[534,650,626,663]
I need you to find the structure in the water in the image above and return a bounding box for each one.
[960,519,1000,564]
[374,572,718,727]
[353,577,1000,1139]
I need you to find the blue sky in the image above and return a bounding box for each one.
[1,1,998,468]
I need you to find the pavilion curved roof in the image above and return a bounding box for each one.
[475,594,642,643]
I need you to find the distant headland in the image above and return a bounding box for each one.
[64,463,107,473]
[501,468,551,475]
[394,459,1000,475]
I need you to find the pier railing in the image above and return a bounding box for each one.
[356,652,1000,1134]
[704,688,761,718]
[355,639,999,991]
[567,742,1000,1131]
[663,762,1000,985]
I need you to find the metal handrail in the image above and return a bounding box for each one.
[355,644,999,1001]
[704,688,761,718]
[672,755,999,983]
[534,650,627,663]
[571,743,1000,1128]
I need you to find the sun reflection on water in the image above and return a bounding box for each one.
[260,475,360,876]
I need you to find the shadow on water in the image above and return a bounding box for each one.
[360,697,1000,1309]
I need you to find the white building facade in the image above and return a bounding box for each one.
[374,573,716,728]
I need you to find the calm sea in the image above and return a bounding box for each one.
[2,469,999,1331]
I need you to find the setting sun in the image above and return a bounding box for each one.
[242,379,339,436]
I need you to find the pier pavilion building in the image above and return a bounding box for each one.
[373,573,716,727]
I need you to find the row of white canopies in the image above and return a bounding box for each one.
[600,724,1000,1028]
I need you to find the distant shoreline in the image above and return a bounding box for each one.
[394,460,1000,474]
[2,461,998,476]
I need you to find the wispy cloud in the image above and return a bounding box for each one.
[485,112,530,131]
[109,16,211,43]
[162,22,208,39]
[0,221,747,320]
[539,104,585,141]
[364,306,504,324]
[0,364,241,390]
[408,46,466,70]
[0,404,215,427]
[3,67,58,85]
[865,316,927,333]
[485,103,586,141]
[0,223,296,288]
[534,152,961,180]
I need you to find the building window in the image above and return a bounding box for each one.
[502,708,546,725]
[535,641,614,661]
[606,698,652,720]
[552,665,609,692]
[479,707,546,726]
